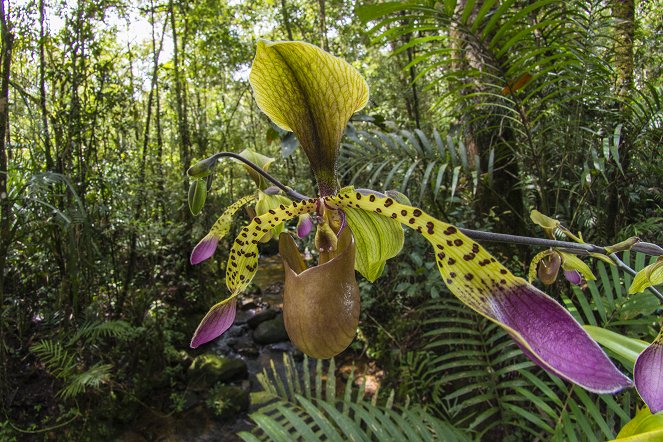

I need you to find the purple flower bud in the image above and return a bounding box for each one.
[564,269,582,285]
[297,214,313,238]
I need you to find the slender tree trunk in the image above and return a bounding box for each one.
[318,0,328,51]
[606,0,635,239]
[0,0,14,404]
[405,44,420,129]
[39,0,53,169]
[169,0,192,185]
[281,0,294,40]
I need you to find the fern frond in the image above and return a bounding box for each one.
[31,340,78,380]
[59,363,113,400]
[67,320,134,346]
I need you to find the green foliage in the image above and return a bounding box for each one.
[31,320,133,399]
[239,353,468,442]
[341,127,487,205]
[358,0,663,239]
[3,0,662,439]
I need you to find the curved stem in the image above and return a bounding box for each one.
[208,152,309,201]
[458,228,607,254]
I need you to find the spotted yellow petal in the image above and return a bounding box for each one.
[226,199,318,294]
[191,194,255,264]
[249,40,369,192]
[326,193,631,393]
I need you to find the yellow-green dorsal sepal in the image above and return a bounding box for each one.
[337,187,404,282]
[249,40,369,191]
[226,199,318,294]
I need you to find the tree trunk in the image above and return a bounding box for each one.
[39,0,53,169]
[451,0,526,238]
[606,0,635,239]
[318,0,328,50]
[118,6,168,314]
[169,0,192,183]
[0,0,14,404]
[281,0,294,40]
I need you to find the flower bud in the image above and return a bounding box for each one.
[297,214,313,238]
[187,156,217,178]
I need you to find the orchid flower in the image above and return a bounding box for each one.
[186,40,663,402]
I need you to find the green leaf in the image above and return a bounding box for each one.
[249,40,368,188]
[583,325,648,368]
[618,291,660,321]
[342,202,404,282]
[629,257,663,294]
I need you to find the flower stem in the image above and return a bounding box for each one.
[208,152,309,201]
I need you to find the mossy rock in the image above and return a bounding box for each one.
[206,385,250,420]
[187,354,247,390]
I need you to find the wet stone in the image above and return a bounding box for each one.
[247,308,278,329]
[240,299,259,310]
[266,342,293,352]
[234,310,252,325]
[253,314,288,345]
[228,336,259,358]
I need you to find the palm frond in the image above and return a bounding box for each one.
[240,353,469,441]
[340,127,486,205]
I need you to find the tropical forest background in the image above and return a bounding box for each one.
[1,0,662,440]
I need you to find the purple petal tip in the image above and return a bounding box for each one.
[190,236,219,265]
[493,284,632,393]
[634,338,663,413]
[190,298,237,348]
